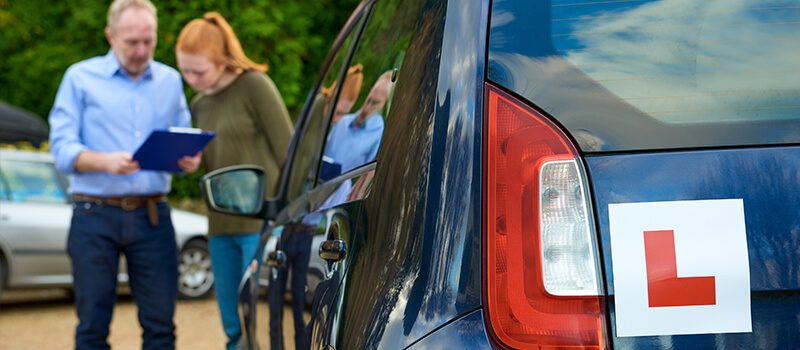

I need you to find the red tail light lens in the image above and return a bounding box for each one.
[483,84,607,349]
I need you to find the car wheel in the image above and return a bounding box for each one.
[178,239,214,299]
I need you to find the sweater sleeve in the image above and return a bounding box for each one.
[247,73,294,170]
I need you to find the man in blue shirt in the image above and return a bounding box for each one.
[48,0,200,348]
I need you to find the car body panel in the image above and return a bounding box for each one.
[343,0,486,349]
[258,230,327,306]
[298,170,368,349]
[406,309,493,350]
[586,147,800,348]
[316,0,490,348]
[2,201,73,286]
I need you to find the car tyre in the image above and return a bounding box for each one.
[178,239,214,299]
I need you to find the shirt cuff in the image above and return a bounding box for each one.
[55,143,89,174]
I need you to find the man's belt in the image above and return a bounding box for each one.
[73,194,168,226]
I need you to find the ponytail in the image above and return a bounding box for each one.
[176,12,268,73]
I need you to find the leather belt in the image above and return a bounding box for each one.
[73,193,168,226]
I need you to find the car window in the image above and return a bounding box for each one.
[550,0,800,125]
[318,0,420,182]
[284,14,367,202]
[0,158,67,203]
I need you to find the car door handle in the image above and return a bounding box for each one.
[319,240,347,262]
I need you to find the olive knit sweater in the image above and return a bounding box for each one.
[191,70,293,236]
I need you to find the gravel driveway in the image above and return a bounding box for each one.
[0,289,297,349]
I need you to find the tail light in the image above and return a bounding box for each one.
[483,84,607,349]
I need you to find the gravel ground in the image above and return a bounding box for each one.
[0,288,298,349]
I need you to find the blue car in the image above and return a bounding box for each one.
[201,0,800,348]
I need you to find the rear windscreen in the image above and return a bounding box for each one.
[553,1,799,124]
[488,0,800,152]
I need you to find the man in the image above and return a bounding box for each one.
[48,0,201,348]
[322,70,393,174]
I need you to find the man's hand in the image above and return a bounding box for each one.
[105,152,140,175]
[178,152,202,174]
[74,151,140,175]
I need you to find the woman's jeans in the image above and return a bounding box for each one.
[208,232,260,350]
[68,201,177,350]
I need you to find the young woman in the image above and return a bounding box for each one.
[175,12,293,350]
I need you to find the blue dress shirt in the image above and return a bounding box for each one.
[49,50,191,196]
[323,112,384,174]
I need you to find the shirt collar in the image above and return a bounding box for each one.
[348,112,382,131]
[103,49,153,80]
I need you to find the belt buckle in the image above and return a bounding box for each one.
[120,196,138,210]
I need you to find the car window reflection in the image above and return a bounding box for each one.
[548,0,800,124]
[0,159,67,203]
[321,70,393,179]
[0,170,8,200]
[284,20,365,202]
[324,64,364,125]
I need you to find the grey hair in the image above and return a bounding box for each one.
[107,0,157,31]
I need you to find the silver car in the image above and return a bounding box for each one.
[0,149,213,300]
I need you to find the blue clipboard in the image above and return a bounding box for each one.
[133,128,215,173]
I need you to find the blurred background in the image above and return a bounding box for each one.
[0,0,361,203]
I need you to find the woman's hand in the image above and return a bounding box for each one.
[178,152,202,173]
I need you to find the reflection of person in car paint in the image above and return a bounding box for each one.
[322,64,364,125]
[267,221,315,350]
[323,70,393,174]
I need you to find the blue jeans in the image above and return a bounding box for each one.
[268,228,314,350]
[68,201,178,350]
[208,233,260,350]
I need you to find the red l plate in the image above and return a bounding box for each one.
[644,230,716,307]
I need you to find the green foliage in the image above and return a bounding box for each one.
[170,170,204,199]
[348,0,419,107]
[0,0,359,199]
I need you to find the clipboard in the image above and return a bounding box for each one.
[133,128,215,173]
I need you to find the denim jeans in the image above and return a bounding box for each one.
[208,232,260,350]
[268,228,314,350]
[68,201,178,350]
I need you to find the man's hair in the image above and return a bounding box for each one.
[107,0,157,31]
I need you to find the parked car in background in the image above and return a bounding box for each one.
[202,0,800,349]
[0,149,213,300]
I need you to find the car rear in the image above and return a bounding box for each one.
[483,0,800,348]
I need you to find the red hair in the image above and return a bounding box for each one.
[321,64,364,102]
[176,12,267,73]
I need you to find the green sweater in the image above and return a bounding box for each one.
[191,70,293,236]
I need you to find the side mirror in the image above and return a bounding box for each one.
[200,165,281,220]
